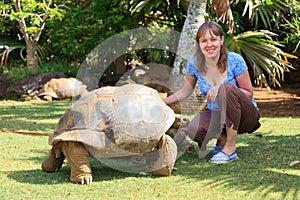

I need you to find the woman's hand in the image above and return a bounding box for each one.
[164,74,197,105]
[206,84,220,102]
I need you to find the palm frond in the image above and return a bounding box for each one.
[240,0,288,29]
[0,45,26,65]
[129,0,151,14]
[225,30,297,87]
[0,43,48,66]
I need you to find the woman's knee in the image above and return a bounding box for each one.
[219,83,236,94]
[218,83,239,102]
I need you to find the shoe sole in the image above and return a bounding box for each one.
[209,156,239,164]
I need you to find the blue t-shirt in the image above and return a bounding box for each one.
[186,51,258,110]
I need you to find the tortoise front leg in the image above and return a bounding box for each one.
[60,141,92,185]
[41,143,65,173]
[151,135,177,176]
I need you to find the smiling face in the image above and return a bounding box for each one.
[198,29,224,61]
[195,21,228,74]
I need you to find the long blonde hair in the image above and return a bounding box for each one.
[195,21,228,74]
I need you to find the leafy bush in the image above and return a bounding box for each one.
[38,62,78,77]
[5,65,31,84]
[45,0,140,67]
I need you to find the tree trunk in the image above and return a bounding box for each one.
[172,0,207,75]
[12,0,49,75]
[166,0,208,114]
[172,0,235,75]
[25,40,39,74]
[169,0,207,96]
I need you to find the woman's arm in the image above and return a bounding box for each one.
[164,74,197,104]
[236,70,253,100]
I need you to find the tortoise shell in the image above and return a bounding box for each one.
[48,84,175,156]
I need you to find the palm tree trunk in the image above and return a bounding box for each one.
[172,0,207,76]
[169,0,207,98]
[167,0,208,114]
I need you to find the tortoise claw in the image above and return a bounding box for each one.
[71,174,93,185]
[82,175,93,185]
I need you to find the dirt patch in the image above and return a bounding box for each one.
[254,86,300,117]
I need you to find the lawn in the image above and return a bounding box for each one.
[0,99,299,200]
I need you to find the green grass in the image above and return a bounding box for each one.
[0,99,299,200]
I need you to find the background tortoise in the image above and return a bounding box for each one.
[41,84,177,184]
[38,77,88,101]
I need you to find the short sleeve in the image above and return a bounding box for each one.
[230,52,248,77]
[186,57,197,78]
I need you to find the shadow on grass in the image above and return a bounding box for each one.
[6,158,152,185]
[173,133,300,199]
[6,169,70,184]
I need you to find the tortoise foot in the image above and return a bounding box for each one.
[61,142,93,185]
[152,164,174,176]
[41,144,65,173]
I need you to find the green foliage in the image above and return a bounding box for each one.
[45,0,186,67]
[0,44,26,65]
[0,43,48,66]
[216,0,300,87]
[129,0,186,30]
[0,39,28,82]
[0,0,66,73]
[5,65,31,84]
[38,62,78,77]
[225,30,297,87]
[7,0,64,35]
[46,0,140,67]
[278,2,300,57]
[3,61,78,84]
[241,0,288,30]
[1,0,299,87]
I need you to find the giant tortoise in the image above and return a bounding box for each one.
[38,77,88,101]
[41,84,177,184]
